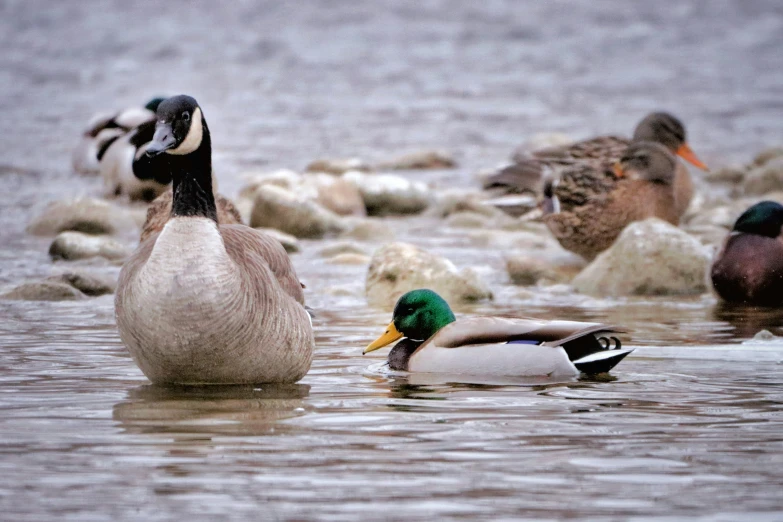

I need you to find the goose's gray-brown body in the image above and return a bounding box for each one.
[140,189,243,243]
[115,95,313,384]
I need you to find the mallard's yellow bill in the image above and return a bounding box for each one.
[364,322,403,354]
[676,143,708,171]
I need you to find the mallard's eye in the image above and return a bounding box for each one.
[182,112,190,121]
[406,307,415,314]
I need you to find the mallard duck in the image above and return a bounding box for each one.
[543,141,680,260]
[711,201,783,306]
[72,98,164,175]
[485,112,707,219]
[115,95,313,384]
[140,189,243,243]
[364,289,632,376]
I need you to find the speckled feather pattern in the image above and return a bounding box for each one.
[116,218,313,384]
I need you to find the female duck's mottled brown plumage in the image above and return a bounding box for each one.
[543,142,680,260]
[115,95,313,385]
[140,189,243,243]
[485,112,706,220]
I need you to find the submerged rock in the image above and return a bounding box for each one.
[2,281,86,301]
[366,242,492,309]
[249,185,345,239]
[343,171,431,216]
[27,197,138,236]
[45,271,116,296]
[377,150,456,170]
[326,253,371,265]
[49,232,130,262]
[305,157,372,175]
[339,218,396,241]
[572,218,710,297]
[318,241,368,258]
[505,255,576,286]
[254,228,301,253]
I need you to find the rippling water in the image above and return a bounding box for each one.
[1,1,782,520]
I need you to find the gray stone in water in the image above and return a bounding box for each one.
[45,271,116,296]
[743,157,783,196]
[305,157,372,175]
[343,171,431,216]
[2,281,86,301]
[49,232,130,261]
[572,218,710,297]
[377,150,456,170]
[505,255,573,286]
[318,241,368,258]
[249,185,345,239]
[339,218,396,241]
[27,197,137,236]
[366,242,492,310]
[752,146,783,167]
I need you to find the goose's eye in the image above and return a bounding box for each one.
[182,112,190,122]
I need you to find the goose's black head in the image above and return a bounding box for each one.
[733,201,783,238]
[146,95,205,158]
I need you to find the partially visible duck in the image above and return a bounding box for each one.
[711,201,783,306]
[485,112,707,219]
[364,289,631,376]
[115,95,313,384]
[543,141,680,260]
[72,97,164,174]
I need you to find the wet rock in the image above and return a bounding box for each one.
[429,189,500,218]
[318,242,368,258]
[305,157,372,175]
[685,205,738,230]
[45,271,116,296]
[743,157,783,195]
[49,232,130,262]
[343,171,431,216]
[683,224,730,247]
[249,185,345,239]
[340,218,396,241]
[253,228,301,254]
[752,146,783,167]
[511,132,574,163]
[572,218,710,297]
[27,197,138,236]
[445,211,492,229]
[366,242,492,309]
[2,281,86,301]
[705,165,747,185]
[377,150,456,170]
[505,255,575,286]
[326,253,371,265]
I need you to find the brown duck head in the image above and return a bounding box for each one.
[632,112,708,170]
[614,141,677,184]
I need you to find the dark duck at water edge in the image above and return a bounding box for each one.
[485,112,708,221]
[711,201,783,307]
[364,289,632,376]
[115,95,314,385]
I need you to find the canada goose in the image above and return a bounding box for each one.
[72,98,164,174]
[115,95,313,384]
[542,141,681,260]
[711,201,783,306]
[485,112,707,219]
[364,289,631,376]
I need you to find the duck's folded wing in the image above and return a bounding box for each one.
[429,316,623,349]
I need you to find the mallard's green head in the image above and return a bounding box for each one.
[364,289,456,354]
[733,201,783,238]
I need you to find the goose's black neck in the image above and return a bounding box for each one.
[168,119,217,222]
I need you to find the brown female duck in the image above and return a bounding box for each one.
[543,141,680,260]
[485,112,707,219]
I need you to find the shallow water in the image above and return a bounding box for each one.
[1,1,783,520]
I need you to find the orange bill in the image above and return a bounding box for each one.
[612,162,625,178]
[364,322,403,354]
[676,143,708,170]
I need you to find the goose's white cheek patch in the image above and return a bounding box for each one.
[168,107,203,155]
